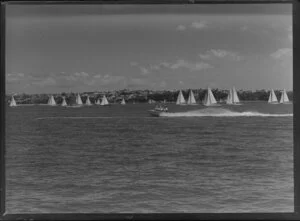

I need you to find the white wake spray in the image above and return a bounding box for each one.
[159,108,293,117]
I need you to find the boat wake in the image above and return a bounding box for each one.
[159,108,292,117]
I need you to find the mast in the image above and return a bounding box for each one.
[9,95,17,107]
[279,89,289,103]
[85,95,92,105]
[176,90,186,105]
[61,97,67,106]
[76,93,83,105]
[187,89,196,105]
[48,95,57,106]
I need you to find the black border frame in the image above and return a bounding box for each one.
[0,0,299,220]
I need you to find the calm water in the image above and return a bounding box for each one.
[5,102,293,213]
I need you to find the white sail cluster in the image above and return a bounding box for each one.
[9,95,17,107]
[203,88,217,106]
[226,87,240,105]
[176,90,186,105]
[121,98,126,105]
[47,95,57,106]
[279,89,289,104]
[76,93,83,105]
[61,97,67,106]
[85,96,92,106]
[268,89,278,104]
[187,90,196,105]
[100,95,109,106]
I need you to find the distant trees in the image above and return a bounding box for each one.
[5,89,293,105]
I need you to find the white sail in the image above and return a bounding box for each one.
[279,89,289,103]
[176,90,186,105]
[9,95,17,107]
[95,99,101,105]
[268,89,278,103]
[47,95,57,106]
[187,89,196,105]
[100,95,109,105]
[121,98,126,105]
[85,96,92,105]
[61,97,67,106]
[226,87,240,104]
[76,94,83,105]
[203,88,217,106]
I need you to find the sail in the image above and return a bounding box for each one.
[121,98,126,105]
[76,94,83,105]
[85,96,92,105]
[232,87,240,103]
[176,90,186,105]
[47,95,56,106]
[96,99,101,105]
[187,89,196,105]
[61,97,67,106]
[279,89,289,103]
[100,95,109,105]
[268,89,278,103]
[226,89,233,104]
[203,88,217,106]
[9,96,17,107]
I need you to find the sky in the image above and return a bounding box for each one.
[5,4,293,94]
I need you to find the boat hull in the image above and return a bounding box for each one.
[148,110,163,117]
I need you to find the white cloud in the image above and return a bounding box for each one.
[270,48,292,59]
[32,77,57,86]
[140,67,150,76]
[240,25,248,31]
[170,59,213,71]
[94,74,102,78]
[199,49,242,61]
[190,21,207,30]
[176,25,187,31]
[74,72,89,77]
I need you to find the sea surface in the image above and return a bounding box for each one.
[5,102,294,213]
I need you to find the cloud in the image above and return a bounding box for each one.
[6,73,25,82]
[190,21,207,30]
[198,49,242,61]
[170,59,213,71]
[140,67,150,76]
[176,25,186,31]
[270,48,292,59]
[94,74,102,78]
[32,77,57,86]
[74,72,89,77]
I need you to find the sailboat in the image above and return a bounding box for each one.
[9,95,17,107]
[187,89,197,105]
[61,97,68,107]
[176,90,186,105]
[203,88,219,106]
[121,98,126,105]
[95,98,101,105]
[279,89,290,104]
[268,89,278,104]
[85,95,92,105]
[76,93,83,106]
[47,95,57,106]
[226,87,241,105]
[100,95,109,106]
[148,99,156,104]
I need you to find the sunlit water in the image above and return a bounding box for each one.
[5,102,293,213]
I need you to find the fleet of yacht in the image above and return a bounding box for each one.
[8,88,292,110]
